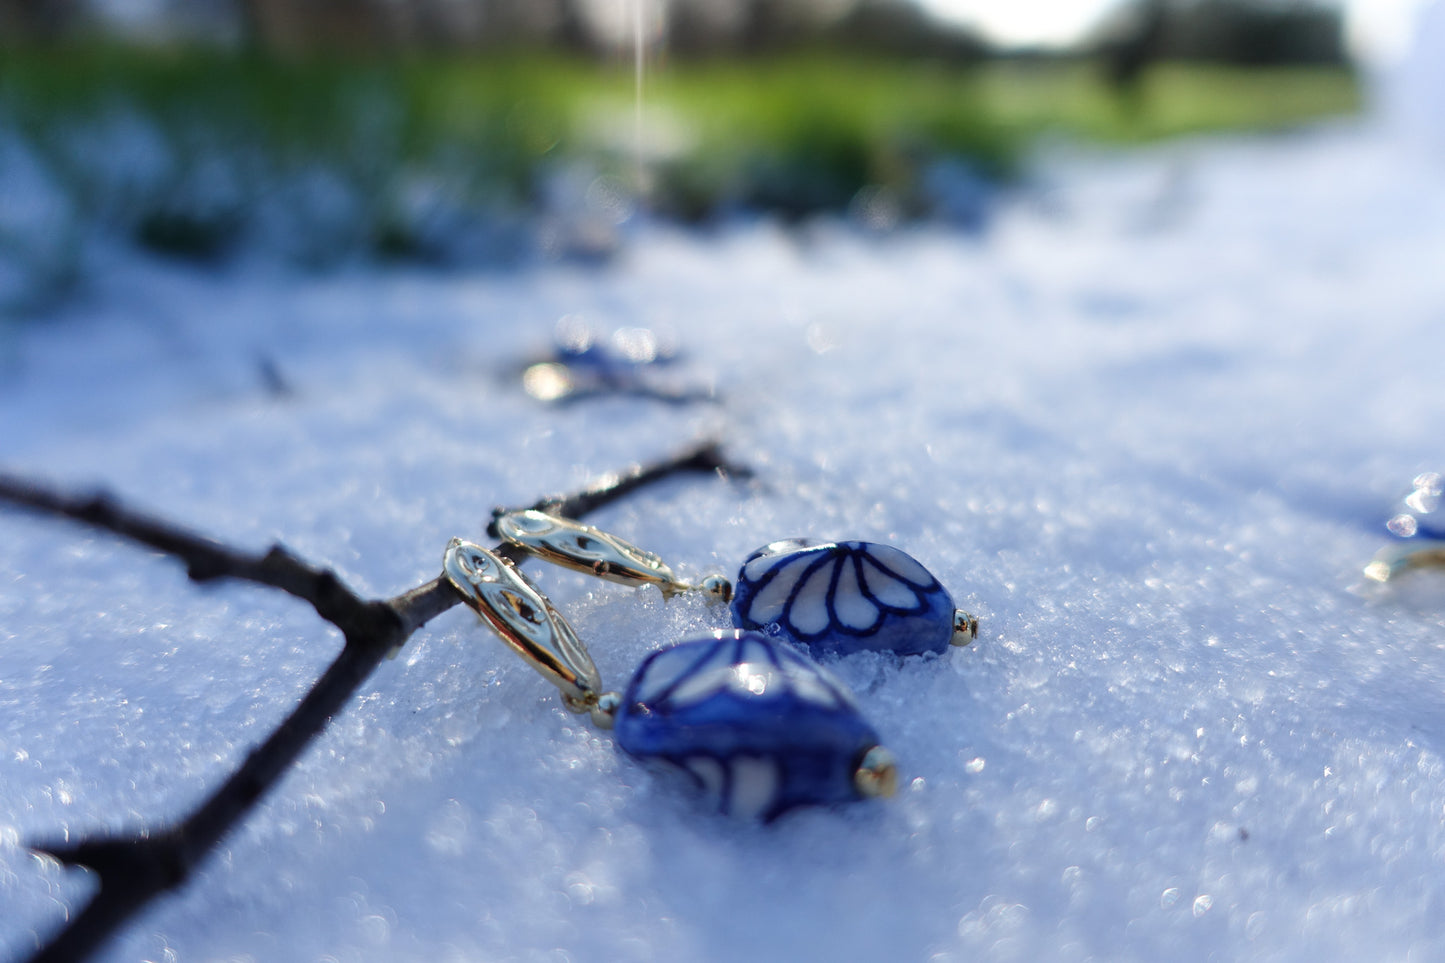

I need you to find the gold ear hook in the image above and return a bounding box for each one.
[1365,541,1445,584]
[492,509,732,604]
[443,538,618,728]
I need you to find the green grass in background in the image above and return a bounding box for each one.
[0,47,1362,178]
[978,60,1362,142]
[0,47,1361,270]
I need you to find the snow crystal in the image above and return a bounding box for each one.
[6,123,1445,961]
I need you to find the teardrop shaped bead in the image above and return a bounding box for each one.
[730,539,956,657]
[614,630,887,821]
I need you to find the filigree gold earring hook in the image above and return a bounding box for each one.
[443,538,620,728]
[490,509,734,602]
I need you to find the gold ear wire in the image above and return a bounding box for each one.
[492,509,732,604]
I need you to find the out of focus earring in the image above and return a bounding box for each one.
[443,538,897,821]
[1365,471,1445,582]
[490,509,979,658]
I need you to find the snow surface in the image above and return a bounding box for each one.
[6,122,1445,963]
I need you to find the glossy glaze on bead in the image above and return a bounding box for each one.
[1387,472,1445,541]
[613,631,884,821]
[730,539,957,657]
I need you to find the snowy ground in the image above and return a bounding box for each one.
[5,120,1445,963]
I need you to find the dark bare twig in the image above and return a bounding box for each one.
[0,481,398,643]
[523,438,750,527]
[0,439,747,963]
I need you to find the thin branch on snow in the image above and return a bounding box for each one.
[0,439,748,963]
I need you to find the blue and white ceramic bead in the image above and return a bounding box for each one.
[731,539,969,658]
[614,630,897,821]
[1366,472,1445,582]
[490,511,979,658]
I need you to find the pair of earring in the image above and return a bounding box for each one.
[443,512,980,821]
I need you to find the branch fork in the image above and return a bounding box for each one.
[0,440,747,963]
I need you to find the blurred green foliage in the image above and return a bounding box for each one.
[981,60,1361,142]
[0,46,1360,271]
[638,56,1013,219]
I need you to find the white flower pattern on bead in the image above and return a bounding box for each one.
[732,540,955,656]
[629,630,856,714]
[614,631,881,820]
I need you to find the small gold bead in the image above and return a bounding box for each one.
[1363,559,1393,583]
[854,745,899,799]
[951,610,979,646]
[699,574,733,605]
[590,691,621,729]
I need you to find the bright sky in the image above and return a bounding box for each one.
[917,0,1434,63]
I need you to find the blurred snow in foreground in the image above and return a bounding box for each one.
[6,117,1445,962]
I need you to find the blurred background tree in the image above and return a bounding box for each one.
[226,0,992,58]
[0,0,1344,63]
[1095,0,1347,70]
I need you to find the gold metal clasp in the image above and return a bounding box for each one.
[493,509,719,600]
[443,538,617,726]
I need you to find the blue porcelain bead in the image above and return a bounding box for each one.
[1387,472,1445,541]
[731,539,956,658]
[614,631,883,821]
